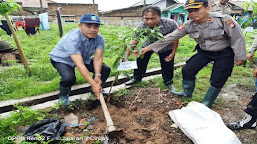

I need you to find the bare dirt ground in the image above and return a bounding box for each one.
[46,84,257,144]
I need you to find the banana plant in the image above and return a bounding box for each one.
[107,26,164,102]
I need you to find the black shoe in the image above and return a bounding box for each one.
[125,78,141,85]
[227,113,257,130]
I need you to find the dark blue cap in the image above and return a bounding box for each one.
[80,13,101,24]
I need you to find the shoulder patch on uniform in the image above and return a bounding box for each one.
[178,25,184,30]
[225,19,233,25]
[228,22,235,29]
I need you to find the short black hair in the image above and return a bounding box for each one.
[141,6,161,17]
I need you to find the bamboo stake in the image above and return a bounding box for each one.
[4,13,30,75]
[107,71,119,103]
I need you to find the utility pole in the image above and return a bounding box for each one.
[93,0,96,14]
[39,0,43,13]
[144,0,146,8]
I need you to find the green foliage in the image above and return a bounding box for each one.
[0,104,45,143]
[112,88,132,102]
[240,0,257,28]
[0,0,20,15]
[132,26,165,53]
[0,24,255,102]
[111,26,165,70]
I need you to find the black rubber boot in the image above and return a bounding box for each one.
[201,85,221,108]
[58,86,71,106]
[171,80,195,98]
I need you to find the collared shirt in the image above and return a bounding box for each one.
[149,12,246,61]
[134,18,178,53]
[49,28,105,67]
[249,36,257,53]
[211,2,231,14]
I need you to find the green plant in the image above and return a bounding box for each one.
[0,104,45,143]
[0,0,20,14]
[239,0,257,28]
[112,26,165,70]
[2,59,18,66]
[34,134,54,144]
[84,121,90,127]
[107,26,165,102]
[92,140,101,144]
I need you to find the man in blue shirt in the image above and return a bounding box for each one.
[49,14,110,106]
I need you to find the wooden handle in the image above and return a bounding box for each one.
[99,93,116,132]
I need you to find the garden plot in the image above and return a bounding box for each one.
[46,87,192,144]
[43,83,257,144]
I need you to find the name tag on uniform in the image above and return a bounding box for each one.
[118,61,137,71]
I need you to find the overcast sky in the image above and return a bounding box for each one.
[52,0,142,11]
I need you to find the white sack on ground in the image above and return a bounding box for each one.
[169,101,242,144]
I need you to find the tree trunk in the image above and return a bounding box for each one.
[4,13,30,75]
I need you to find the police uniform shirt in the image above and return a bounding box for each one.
[249,36,257,53]
[134,18,178,53]
[211,2,231,14]
[148,12,246,61]
[49,28,105,67]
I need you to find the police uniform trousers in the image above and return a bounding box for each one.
[133,49,174,85]
[182,46,234,88]
[245,93,257,118]
[50,59,110,88]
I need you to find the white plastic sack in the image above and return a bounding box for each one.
[169,101,242,144]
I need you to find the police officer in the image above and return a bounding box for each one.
[134,0,246,108]
[125,6,179,92]
[49,14,110,106]
[209,0,231,14]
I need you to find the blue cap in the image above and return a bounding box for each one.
[80,13,101,24]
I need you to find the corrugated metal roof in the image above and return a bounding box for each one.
[50,0,94,4]
[132,0,162,7]
[229,1,253,11]
[162,3,184,11]
[132,0,181,7]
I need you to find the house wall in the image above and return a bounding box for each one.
[100,16,142,27]
[161,6,188,24]
[47,3,98,22]
[11,8,34,16]
[10,3,35,16]
[99,6,143,27]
